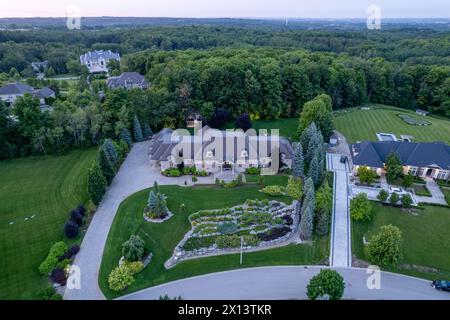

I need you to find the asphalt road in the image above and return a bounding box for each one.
[118,266,450,300]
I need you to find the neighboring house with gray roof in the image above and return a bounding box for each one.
[149,126,294,174]
[106,72,149,90]
[80,50,120,73]
[31,60,49,72]
[0,82,55,106]
[351,141,450,181]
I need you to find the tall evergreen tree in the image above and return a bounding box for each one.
[146,190,168,218]
[119,127,133,147]
[308,152,321,186]
[142,123,153,139]
[292,142,305,178]
[300,206,314,241]
[87,161,107,205]
[300,122,318,152]
[153,181,160,194]
[306,131,320,164]
[133,115,144,142]
[102,139,119,168]
[97,147,115,185]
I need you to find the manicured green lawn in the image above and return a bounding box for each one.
[99,184,329,299]
[412,184,432,197]
[352,202,450,280]
[227,118,299,141]
[334,105,450,144]
[441,187,450,205]
[0,149,97,299]
[245,174,289,185]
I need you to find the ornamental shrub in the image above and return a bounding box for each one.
[38,242,68,275]
[307,269,345,300]
[64,220,79,239]
[261,185,284,197]
[122,235,145,262]
[122,261,144,275]
[108,266,135,292]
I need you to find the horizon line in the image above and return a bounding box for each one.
[1,16,450,20]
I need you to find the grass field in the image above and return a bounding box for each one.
[99,184,329,299]
[334,105,450,144]
[0,149,97,299]
[227,118,299,141]
[352,202,450,280]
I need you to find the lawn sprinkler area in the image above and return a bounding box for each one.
[166,199,298,267]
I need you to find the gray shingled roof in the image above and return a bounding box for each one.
[0,82,34,95]
[33,87,55,99]
[351,141,450,169]
[149,128,294,162]
[80,50,120,64]
[106,72,149,89]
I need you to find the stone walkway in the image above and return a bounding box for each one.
[414,178,448,205]
[327,153,351,268]
[64,141,213,300]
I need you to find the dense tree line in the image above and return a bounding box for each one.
[125,47,450,121]
[0,25,449,160]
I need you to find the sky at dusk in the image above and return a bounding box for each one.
[0,0,449,18]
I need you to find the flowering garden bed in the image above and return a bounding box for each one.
[166,199,298,267]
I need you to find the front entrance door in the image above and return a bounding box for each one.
[426,168,433,177]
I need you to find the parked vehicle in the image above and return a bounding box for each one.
[432,280,450,292]
[389,186,404,194]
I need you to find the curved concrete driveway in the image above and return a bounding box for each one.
[118,266,450,300]
[64,141,213,300]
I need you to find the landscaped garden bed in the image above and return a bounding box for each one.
[166,199,298,267]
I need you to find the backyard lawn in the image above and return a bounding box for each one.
[334,105,450,144]
[0,149,97,299]
[227,118,299,141]
[352,202,450,280]
[99,184,329,299]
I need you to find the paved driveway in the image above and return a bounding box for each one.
[64,141,213,300]
[327,153,351,267]
[118,266,450,300]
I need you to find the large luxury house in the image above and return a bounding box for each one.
[106,72,149,90]
[80,50,120,73]
[149,126,294,174]
[0,82,55,106]
[351,141,450,181]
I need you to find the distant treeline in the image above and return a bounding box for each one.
[0,24,449,76]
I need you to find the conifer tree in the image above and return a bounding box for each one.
[292,142,305,179]
[97,147,115,185]
[102,139,119,167]
[300,206,314,241]
[133,115,144,142]
[87,160,107,205]
[120,127,133,147]
[142,123,153,139]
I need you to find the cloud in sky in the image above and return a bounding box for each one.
[1,0,449,18]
